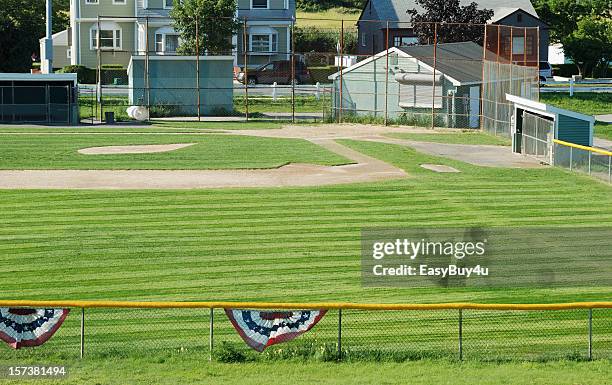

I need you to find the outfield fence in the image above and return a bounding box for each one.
[73,14,539,131]
[553,140,612,184]
[2,301,611,362]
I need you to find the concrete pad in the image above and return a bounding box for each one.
[421,164,461,173]
[78,143,196,155]
[596,114,612,124]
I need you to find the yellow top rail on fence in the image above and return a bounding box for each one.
[0,300,611,311]
[554,139,612,157]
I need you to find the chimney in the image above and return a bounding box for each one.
[41,0,54,73]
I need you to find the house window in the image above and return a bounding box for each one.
[517,13,523,22]
[250,34,277,53]
[90,24,122,50]
[67,47,72,59]
[252,0,268,9]
[85,0,98,4]
[113,0,126,4]
[164,0,175,9]
[393,36,418,47]
[155,32,180,54]
[361,33,366,47]
[512,36,525,55]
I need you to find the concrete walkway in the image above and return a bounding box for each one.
[596,114,612,124]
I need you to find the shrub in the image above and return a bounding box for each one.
[295,26,357,55]
[214,341,250,363]
[58,65,96,84]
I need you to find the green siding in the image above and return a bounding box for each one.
[79,22,136,68]
[129,58,234,115]
[236,25,289,68]
[557,114,592,146]
[79,0,136,19]
[334,53,449,119]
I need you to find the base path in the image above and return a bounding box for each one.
[226,124,543,168]
[0,124,543,189]
[0,139,407,189]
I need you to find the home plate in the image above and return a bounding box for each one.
[420,164,460,173]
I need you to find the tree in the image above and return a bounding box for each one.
[406,0,494,45]
[562,15,612,77]
[533,0,611,77]
[0,0,70,72]
[171,0,240,56]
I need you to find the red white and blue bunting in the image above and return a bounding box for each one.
[0,308,70,349]
[225,309,327,352]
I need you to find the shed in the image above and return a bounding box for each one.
[506,94,595,156]
[0,73,78,125]
[328,42,486,128]
[128,56,234,116]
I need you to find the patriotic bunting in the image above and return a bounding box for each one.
[0,308,70,349]
[225,309,327,352]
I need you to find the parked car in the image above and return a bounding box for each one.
[237,60,312,85]
[539,61,553,82]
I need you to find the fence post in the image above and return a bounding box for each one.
[608,155,612,184]
[243,17,249,122]
[458,309,463,361]
[291,19,296,124]
[588,309,593,360]
[195,17,201,122]
[209,308,214,361]
[80,307,85,359]
[144,16,150,119]
[570,78,574,97]
[316,82,320,100]
[96,15,103,121]
[588,151,592,175]
[569,147,573,171]
[339,19,344,124]
[384,20,390,125]
[337,309,342,360]
[272,82,277,101]
[431,22,438,130]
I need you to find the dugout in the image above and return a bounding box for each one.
[506,94,594,156]
[0,73,79,125]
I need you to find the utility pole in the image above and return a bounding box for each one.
[42,0,54,73]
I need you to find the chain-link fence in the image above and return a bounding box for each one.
[2,302,611,362]
[75,15,539,128]
[0,84,79,125]
[522,111,553,163]
[553,140,612,184]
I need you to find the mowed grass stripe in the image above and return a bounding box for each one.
[1,139,611,360]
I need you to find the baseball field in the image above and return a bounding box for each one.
[0,122,610,384]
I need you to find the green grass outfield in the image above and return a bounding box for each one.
[3,358,611,385]
[0,132,611,366]
[386,132,511,146]
[540,93,612,140]
[0,134,349,170]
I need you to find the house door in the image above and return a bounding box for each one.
[469,86,480,128]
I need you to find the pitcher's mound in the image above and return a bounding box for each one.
[420,164,460,173]
[78,143,196,155]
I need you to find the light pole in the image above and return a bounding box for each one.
[42,0,54,73]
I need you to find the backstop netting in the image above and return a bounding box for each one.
[482,25,540,137]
